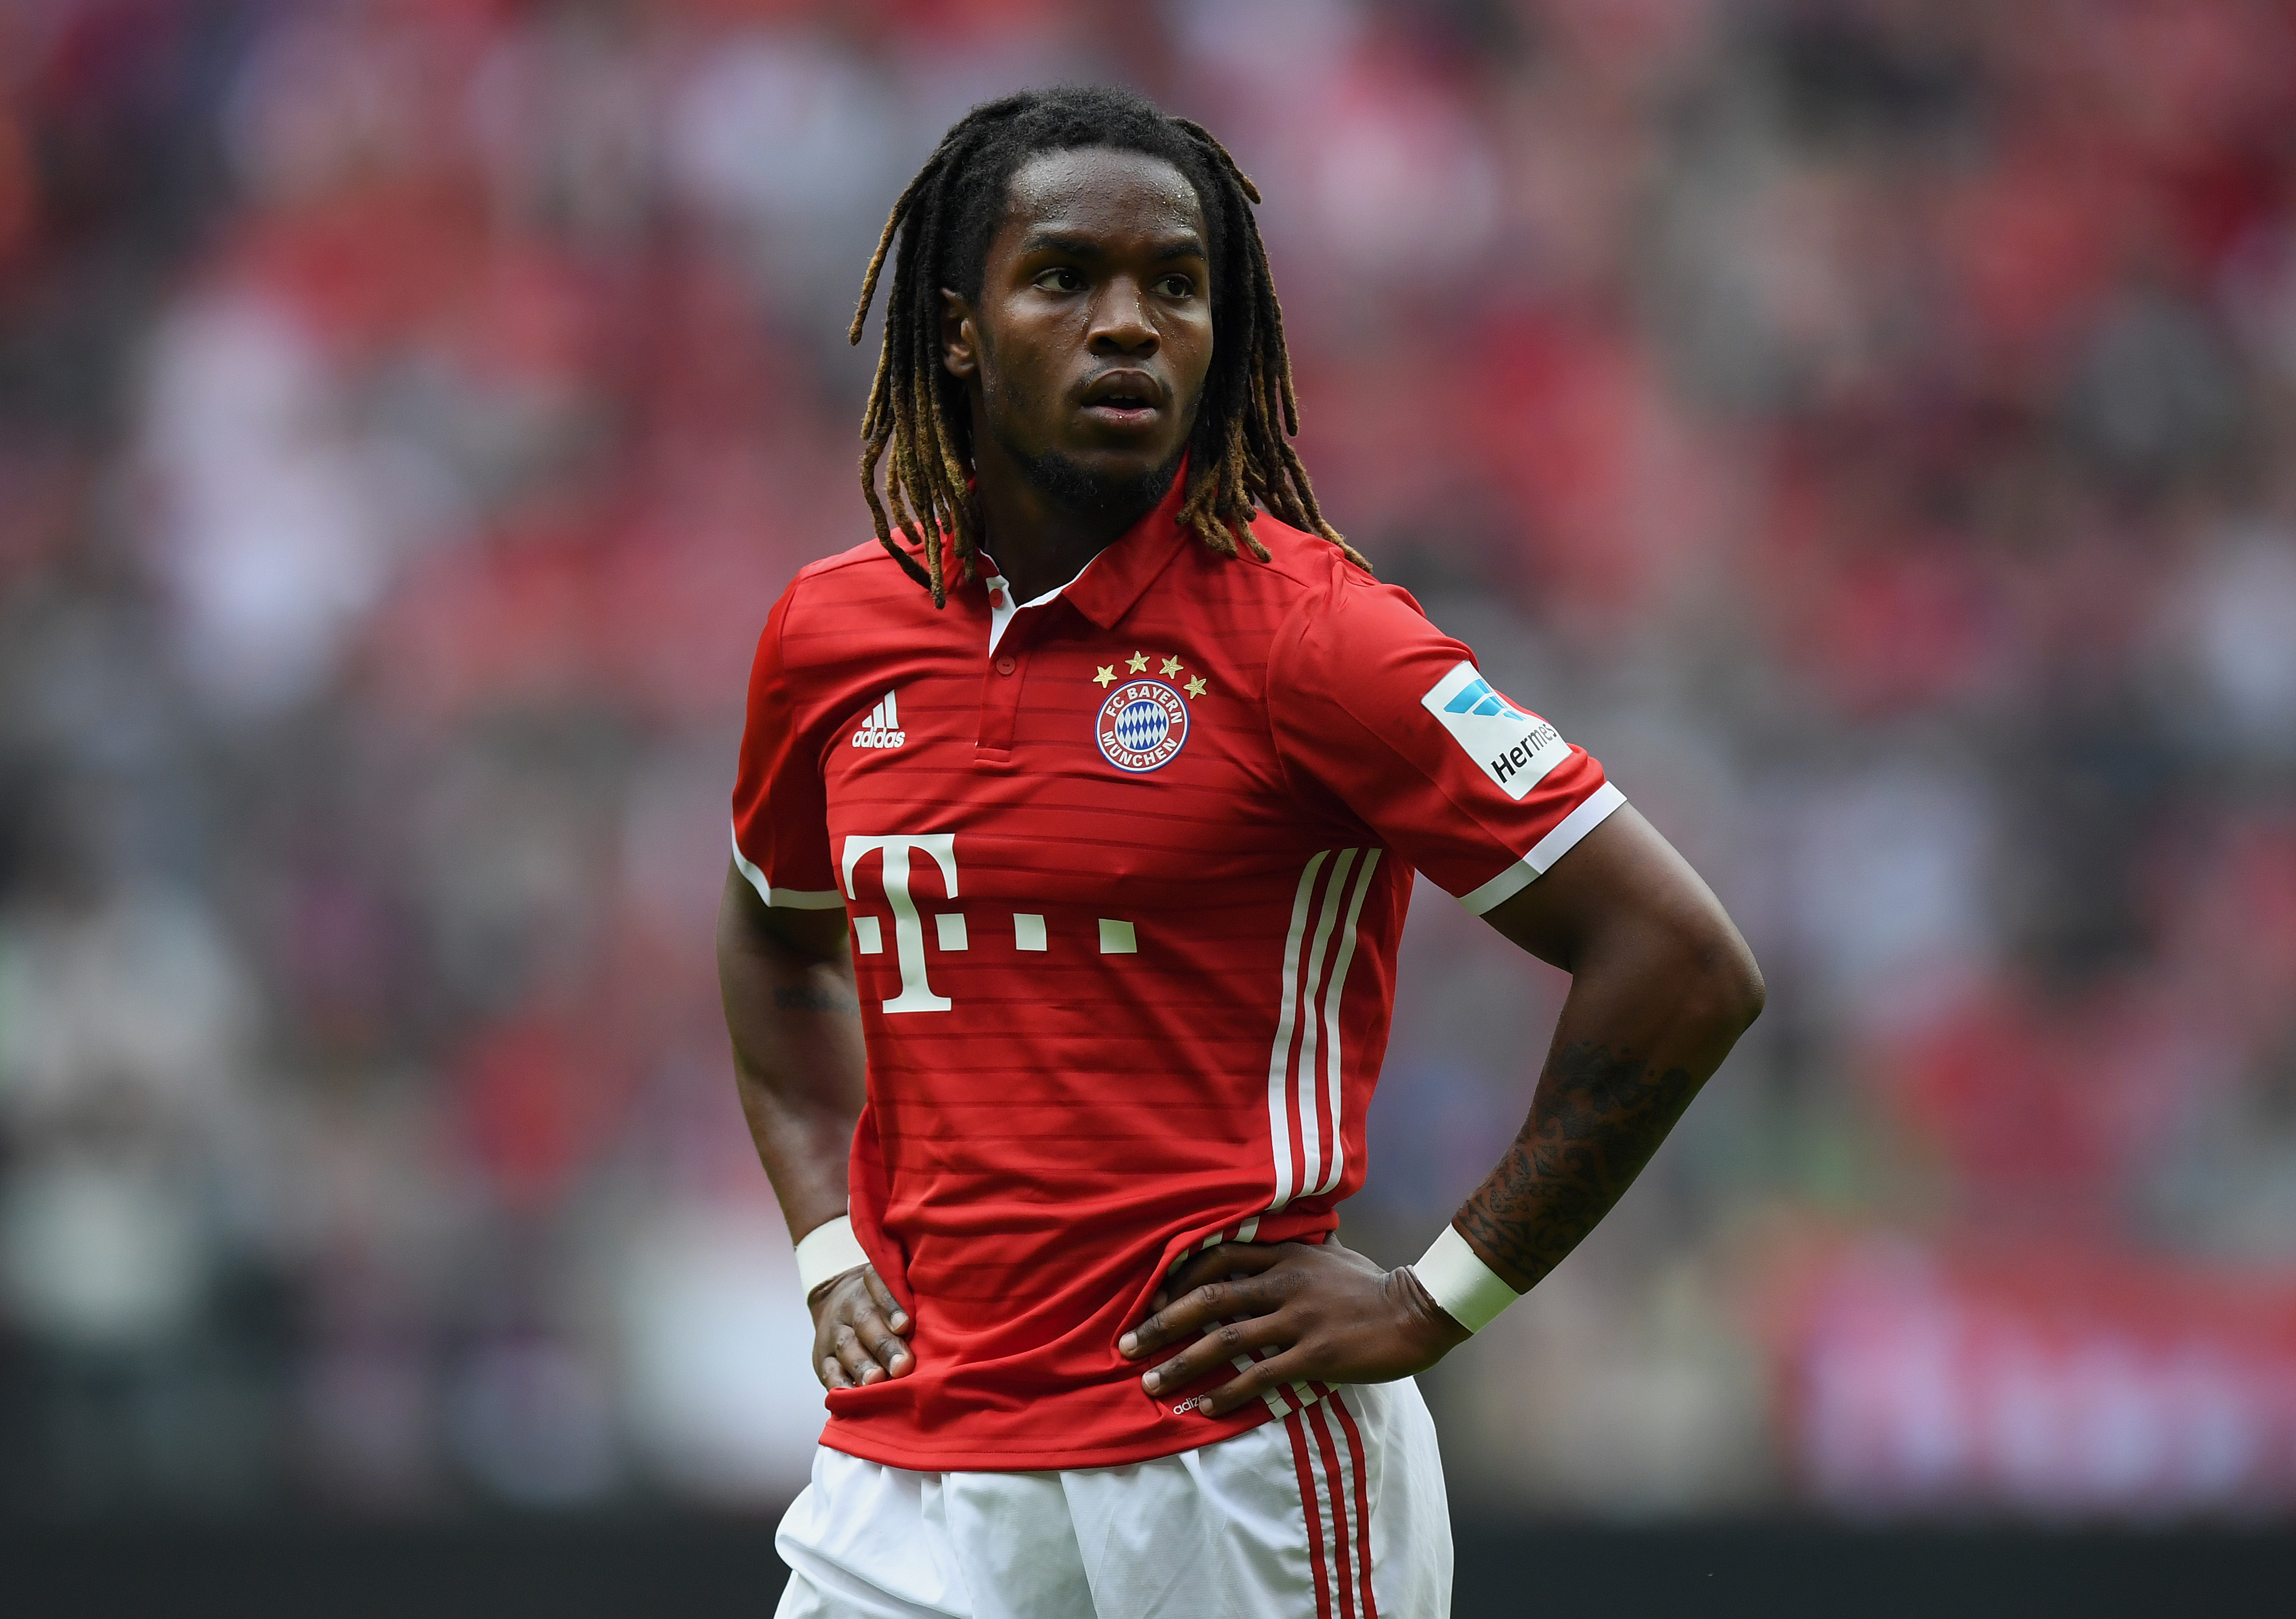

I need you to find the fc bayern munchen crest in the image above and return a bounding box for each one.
[1095,679,1189,773]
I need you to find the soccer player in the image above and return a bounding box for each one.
[719,86,1763,1618]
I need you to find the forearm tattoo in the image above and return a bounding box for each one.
[1455,1040,1699,1289]
[774,983,859,1015]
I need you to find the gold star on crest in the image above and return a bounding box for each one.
[1185,675,1207,699]
[1126,651,1149,673]
[1093,665,1116,688]
[1160,656,1183,677]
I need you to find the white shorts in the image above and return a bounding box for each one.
[774,1378,1450,1619]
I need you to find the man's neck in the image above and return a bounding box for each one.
[971,434,1175,604]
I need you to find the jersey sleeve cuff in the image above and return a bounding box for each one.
[1454,781,1627,915]
[731,823,844,910]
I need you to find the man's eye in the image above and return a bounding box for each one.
[1155,275,1194,298]
[1034,268,1085,292]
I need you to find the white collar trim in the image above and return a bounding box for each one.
[982,558,1091,656]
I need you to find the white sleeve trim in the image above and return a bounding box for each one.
[794,1214,872,1300]
[1455,782,1627,915]
[731,822,843,910]
[1410,1224,1522,1334]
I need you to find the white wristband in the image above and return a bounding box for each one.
[1409,1225,1522,1334]
[794,1215,871,1301]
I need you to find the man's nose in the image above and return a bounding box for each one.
[1088,280,1159,353]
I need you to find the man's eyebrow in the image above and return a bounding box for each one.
[1018,230,1208,261]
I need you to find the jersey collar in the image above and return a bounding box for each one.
[1051,465,1194,633]
[973,462,1196,643]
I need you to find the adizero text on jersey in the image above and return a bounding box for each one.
[731,478,1620,1473]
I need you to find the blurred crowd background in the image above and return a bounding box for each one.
[5,0,2296,1527]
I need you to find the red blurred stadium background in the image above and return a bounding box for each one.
[5,0,2296,1542]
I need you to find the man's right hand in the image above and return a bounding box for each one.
[811,1265,915,1389]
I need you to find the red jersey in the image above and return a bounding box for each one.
[731,478,1620,1471]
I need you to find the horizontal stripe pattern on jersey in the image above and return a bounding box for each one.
[732,476,1616,1471]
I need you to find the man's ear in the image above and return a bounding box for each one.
[940,290,979,381]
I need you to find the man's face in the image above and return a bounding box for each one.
[943,147,1214,513]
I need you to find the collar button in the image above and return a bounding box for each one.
[994,655,1018,676]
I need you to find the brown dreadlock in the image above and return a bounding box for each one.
[847,85,1370,607]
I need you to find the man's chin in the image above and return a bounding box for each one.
[1009,442,1186,523]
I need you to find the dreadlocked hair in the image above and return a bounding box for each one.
[849,84,1369,607]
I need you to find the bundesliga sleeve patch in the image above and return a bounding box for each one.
[1419,661,1571,800]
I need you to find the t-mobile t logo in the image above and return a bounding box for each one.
[841,834,961,1013]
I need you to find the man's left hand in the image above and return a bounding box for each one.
[1117,1239,1470,1418]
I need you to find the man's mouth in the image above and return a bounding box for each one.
[1080,371,1164,425]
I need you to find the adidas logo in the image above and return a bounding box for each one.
[850,689,906,750]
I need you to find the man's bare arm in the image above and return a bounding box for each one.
[716,857,913,1387]
[1455,803,1764,1291]
[1122,804,1763,1415]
